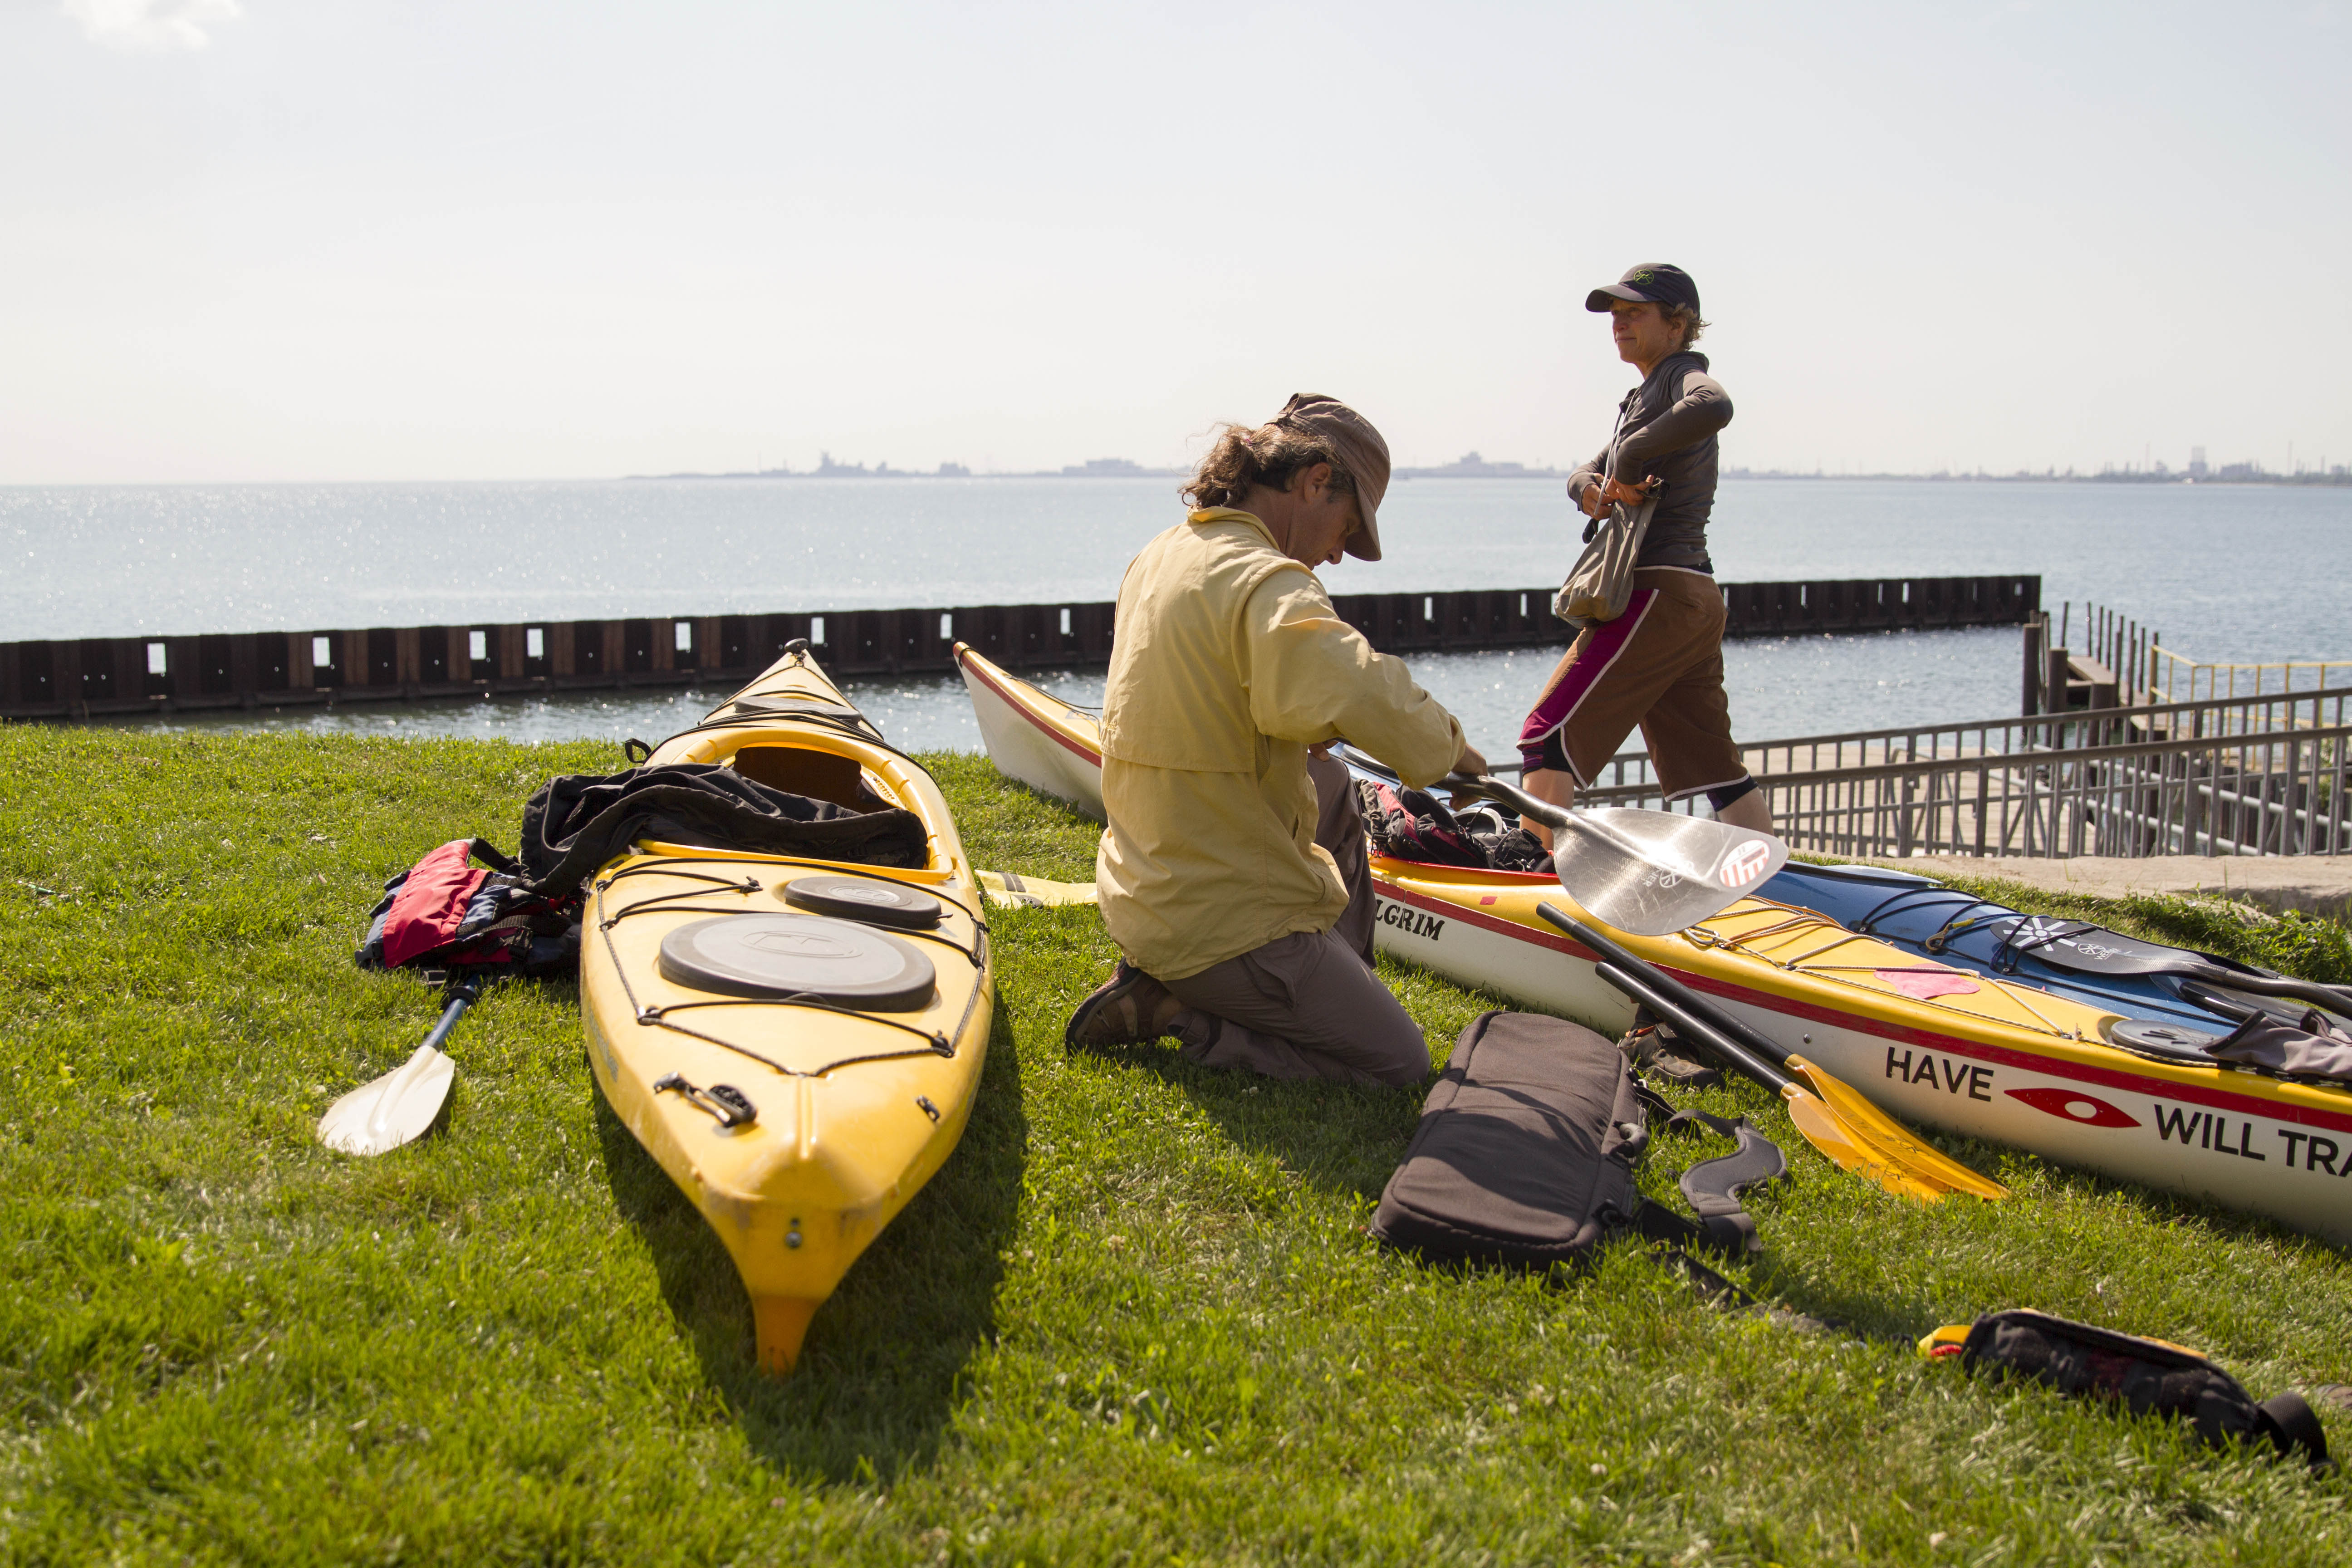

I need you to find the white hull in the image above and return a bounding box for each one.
[956,649,1106,819]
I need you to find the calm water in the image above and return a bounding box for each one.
[14,477,2349,755]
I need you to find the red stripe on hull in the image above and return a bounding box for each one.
[957,650,1102,767]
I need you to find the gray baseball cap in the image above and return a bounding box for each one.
[1270,392,1390,561]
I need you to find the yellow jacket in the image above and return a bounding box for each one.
[1096,509,1465,980]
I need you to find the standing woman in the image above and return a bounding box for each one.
[1516,263,1769,841]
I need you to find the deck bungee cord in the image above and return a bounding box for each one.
[1679,903,2091,1041]
[590,868,988,1079]
[593,858,988,967]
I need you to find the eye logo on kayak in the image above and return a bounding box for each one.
[2005,1086,2140,1129]
[1717,842,1771,889]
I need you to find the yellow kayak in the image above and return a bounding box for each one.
[955,642,2352,1245]
[582,643,993,1372]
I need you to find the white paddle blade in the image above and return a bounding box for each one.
[1553,808,1788,936]
[316,1044,455,1156]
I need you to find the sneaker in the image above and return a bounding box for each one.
[1065,961,1184,1048]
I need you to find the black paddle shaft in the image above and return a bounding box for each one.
[1334,746,1566,831]
[423,977,483,1054]
[1538,902,1802,1078]
[1594,963,1796,1099]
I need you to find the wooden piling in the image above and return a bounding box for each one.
[2,573,2043,720]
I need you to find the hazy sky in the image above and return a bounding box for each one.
[5,1,2347,482]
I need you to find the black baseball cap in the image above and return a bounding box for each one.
[1586,263,1700,315]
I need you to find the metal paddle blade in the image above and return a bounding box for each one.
[1787,1055,2010,1200]
[1551,808,1789,937]
[316,1043,456,1156]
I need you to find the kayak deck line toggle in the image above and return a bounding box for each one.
[654,1072,758,1129]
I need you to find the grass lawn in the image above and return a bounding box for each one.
[5,726,2352,1566]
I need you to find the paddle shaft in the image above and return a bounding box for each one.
[2012,929,2352,1014]
[2171,964,2352,1014]
[1593,962,1795,1097]
[1538,902,1799,1072]
[1436,771,1571,833]
[1335,747,1561,829]
[422,982,479,1053]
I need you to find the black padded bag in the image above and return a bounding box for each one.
[1952,1309,2331,1468]
[1372,1011,1652,1267]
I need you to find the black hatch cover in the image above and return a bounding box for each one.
[780,873,945,930]
[2105,1017,2223,1062]
[656,914,936,1010]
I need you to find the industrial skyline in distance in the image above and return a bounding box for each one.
[636,446,2349,485]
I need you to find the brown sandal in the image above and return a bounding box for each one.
[1065,962,1184,1048]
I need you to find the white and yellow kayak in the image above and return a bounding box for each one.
[955,643,2352,1246]
[583,645,993,1372]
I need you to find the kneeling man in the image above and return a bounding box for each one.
[1066,394,1485,1084]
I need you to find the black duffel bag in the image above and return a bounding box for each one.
[1371,1010,1785,1269]
[520,762,929,896]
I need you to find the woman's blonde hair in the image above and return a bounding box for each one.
[1182,420,1359,511]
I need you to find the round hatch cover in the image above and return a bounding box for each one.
[781,874,944,930]
[2107,1017,2222,1059]
[657,914,936,1010]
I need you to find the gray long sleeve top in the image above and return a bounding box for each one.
[1566,350,1733,572]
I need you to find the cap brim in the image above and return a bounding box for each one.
[1586,283,1654,312]
[1343,493,1382,562]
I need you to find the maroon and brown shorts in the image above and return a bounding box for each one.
[1517,567,1746,799]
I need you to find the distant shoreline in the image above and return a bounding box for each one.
[1721,468,2352,486]
[626,466,2350,487]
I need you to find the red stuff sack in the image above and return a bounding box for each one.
[354,838,582,977]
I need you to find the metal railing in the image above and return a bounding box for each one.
[2149,645,2352,705]
[1576,686,2352,858]
[2055,597,2352,705]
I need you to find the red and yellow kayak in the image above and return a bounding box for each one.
[956,642,2352,1246]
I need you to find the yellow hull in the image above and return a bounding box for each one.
[580,649,993,1371]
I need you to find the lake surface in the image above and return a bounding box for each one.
[15,476,2349,754]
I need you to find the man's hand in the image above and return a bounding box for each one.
[1453,740,1489,779]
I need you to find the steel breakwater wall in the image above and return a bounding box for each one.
[1,574,2038,720]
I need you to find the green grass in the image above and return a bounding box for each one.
[5,728,2352,1565]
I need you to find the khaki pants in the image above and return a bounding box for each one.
[1517,567,1746,799]
[1159,753,1428,1087]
